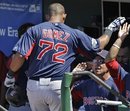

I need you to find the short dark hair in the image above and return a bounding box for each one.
[18,23,34,38]
[47,3,65,16]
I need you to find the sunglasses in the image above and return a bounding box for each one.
[93,59,105,64]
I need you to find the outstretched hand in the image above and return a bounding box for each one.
[118,22,130,40]
[72,62,93,72]
[107,17,126,32]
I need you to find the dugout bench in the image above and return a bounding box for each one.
[61,71,130,111]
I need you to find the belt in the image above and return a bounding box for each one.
[29,76,62,81]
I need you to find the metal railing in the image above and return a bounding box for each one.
[0,105,8,111]
[61,71,130,111]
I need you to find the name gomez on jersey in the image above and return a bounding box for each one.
[13,22,100,78]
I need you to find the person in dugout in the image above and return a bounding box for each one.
[71,50,119,111]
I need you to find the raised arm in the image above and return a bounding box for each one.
[105,23,130,62]
[98,17,126,50]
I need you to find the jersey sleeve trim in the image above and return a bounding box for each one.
[25,43,35,60]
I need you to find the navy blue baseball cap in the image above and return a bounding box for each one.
[97,50,108,59]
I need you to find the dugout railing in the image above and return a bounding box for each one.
[61,71,130,111]
[0,105,8,111]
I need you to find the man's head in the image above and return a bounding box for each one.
[92,50,109,76]
[18,23,34,38]
[47,3,67,23]
[117,47,130,64]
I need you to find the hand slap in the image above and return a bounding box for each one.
[107,17,126,32]
[118,22,130,39]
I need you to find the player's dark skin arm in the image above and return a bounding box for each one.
[98,17,126,50]
[9,52,25,72]
[98,33,111,50]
